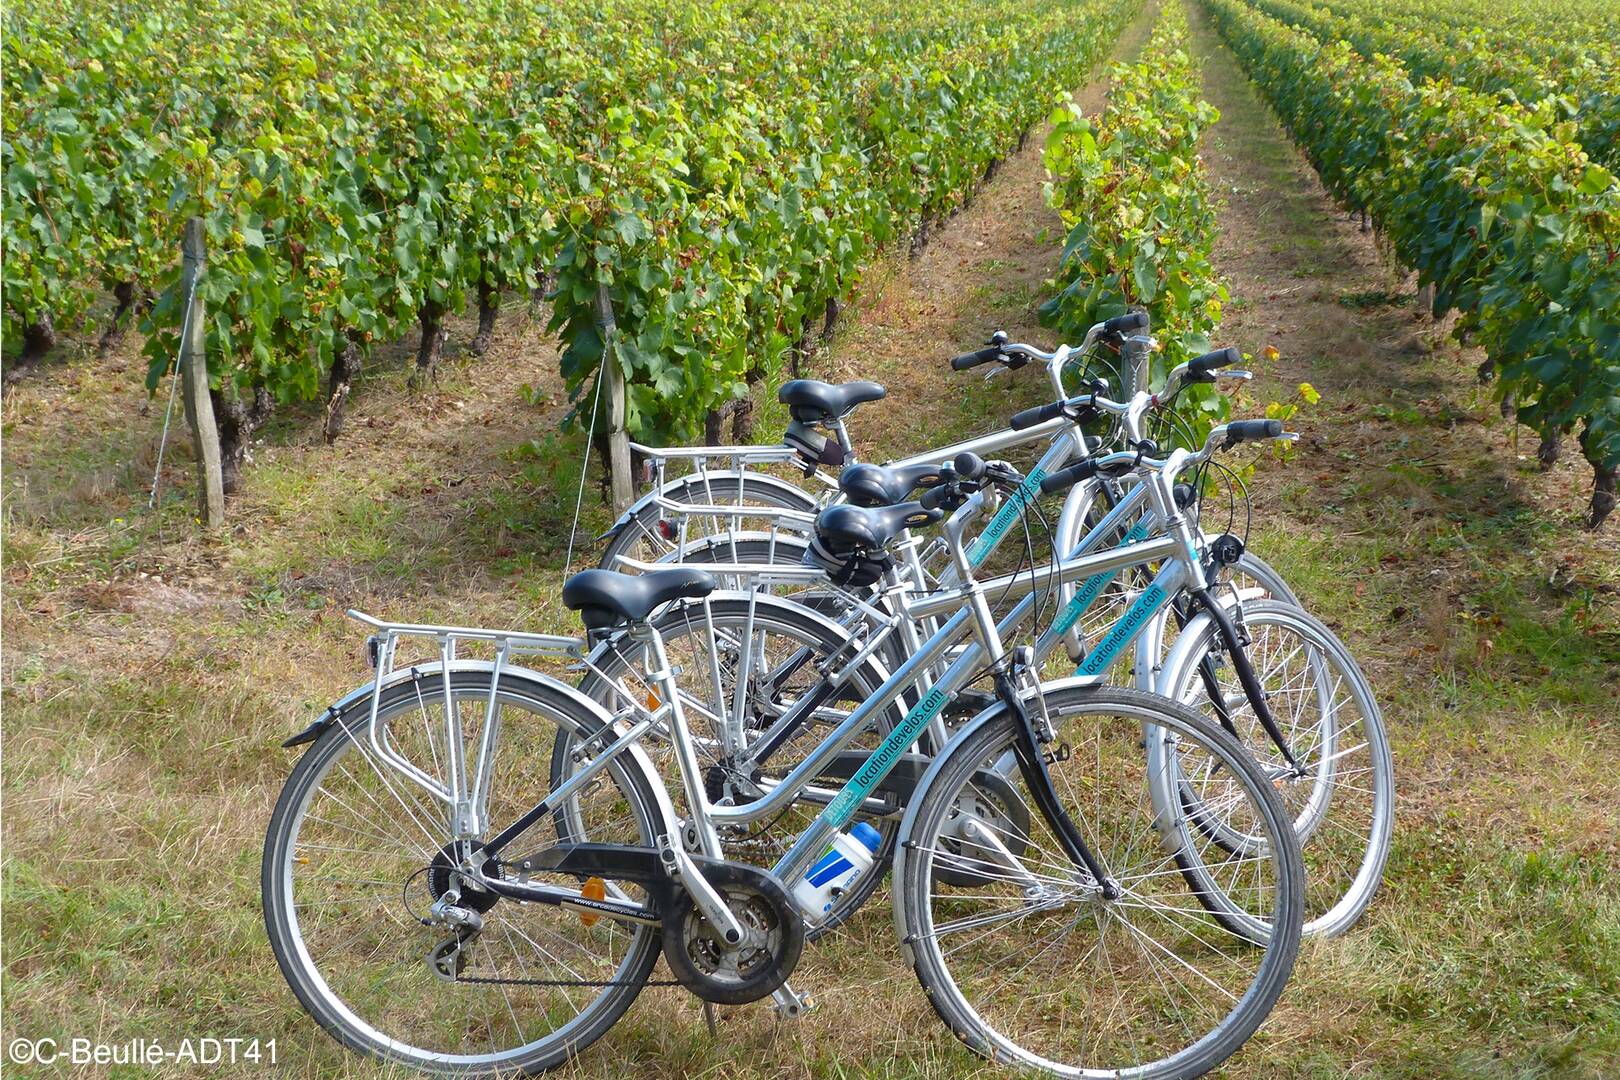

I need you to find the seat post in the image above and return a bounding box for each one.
[637,621,725,859]
[826,416,856,460]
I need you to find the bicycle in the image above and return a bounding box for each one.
[583,361,1391,937]
[598,316,1305,668]
[594,313,1155,573]
[264,422,1307,1077]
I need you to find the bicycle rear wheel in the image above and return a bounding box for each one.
[896,685,1303,1078]
[264,672,663,1075]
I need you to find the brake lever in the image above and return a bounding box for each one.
[984,461,1026,491]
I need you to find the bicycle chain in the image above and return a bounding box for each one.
[455,973,680,988]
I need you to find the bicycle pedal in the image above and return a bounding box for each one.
[770,983,815,1019]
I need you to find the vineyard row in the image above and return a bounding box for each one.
[1201,0,1620,526]
[3,0,1137,486]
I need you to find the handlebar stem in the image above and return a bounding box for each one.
[1121,333,1155,398]
[932,490,1012,672]
[1122,394,1153,445]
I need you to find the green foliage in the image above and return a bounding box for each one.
[1040,2,1230,446]
[1259,380,1319,462]
[1203,0,1620,510]
[1241,0,1620,167]
[1,0,1140,447]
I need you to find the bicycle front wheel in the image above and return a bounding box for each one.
[1155,599,1393,937]
[896,685,1304,1078]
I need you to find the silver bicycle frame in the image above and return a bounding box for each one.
[605,515,1190,898]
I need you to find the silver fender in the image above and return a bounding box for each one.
[283,659,683,838]
[641,529,813,568]
[1152,604,1230,701]
[576,588,893,699]
[1148,569,1290,703]
[1053,478,1101,658]
[597,469,820,541]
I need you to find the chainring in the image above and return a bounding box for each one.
[660,862,804,1005]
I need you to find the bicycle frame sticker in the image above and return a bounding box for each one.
[1047,520,1151,639]
[966,466,1047,567]
[1076,580,1167,677]
[822,682,952,824]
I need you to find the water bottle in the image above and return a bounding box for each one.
[791,822,882,917]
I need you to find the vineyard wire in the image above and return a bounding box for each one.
[563,353,608,576]
[146,272,200,512]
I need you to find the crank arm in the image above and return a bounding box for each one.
[661,838,747,946]
[771,981,815,1018]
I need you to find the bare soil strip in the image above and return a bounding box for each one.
[817,2,1161,464]
[1179,3,1619,1074]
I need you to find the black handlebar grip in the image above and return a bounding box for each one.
[950,345,1004,371]
[1039,459,1099,495]
[952,451,986,481]
[1222,419,1284,446]
[1187,346,1241,382]
[1009,400,1068,430]
[1103,311,1149,335]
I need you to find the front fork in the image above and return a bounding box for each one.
[1189,587,1301,773]
[992,664,1119,899]
[1170,595,1240,739]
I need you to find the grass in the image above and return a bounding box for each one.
[3,1,1619,1076]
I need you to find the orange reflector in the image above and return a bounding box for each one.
[645,688,660,710]
[579,877,606,926]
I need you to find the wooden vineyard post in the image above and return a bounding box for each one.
[179,218,226,528]
[1416,282,1436,318]
[594,285,635,513]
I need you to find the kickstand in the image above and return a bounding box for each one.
[702,1002,719,1037]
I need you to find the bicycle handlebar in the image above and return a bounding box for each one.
[1186,346,1241,383]
[950,344,1007,371]
[1221,418,1284,446]
[1007,344,1249,436]
[1037,420,1294,495]
[1102,311,1149,335]
[1008,399,1071,431]
[949,312,1149,372]
[1039,457,1103,494]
